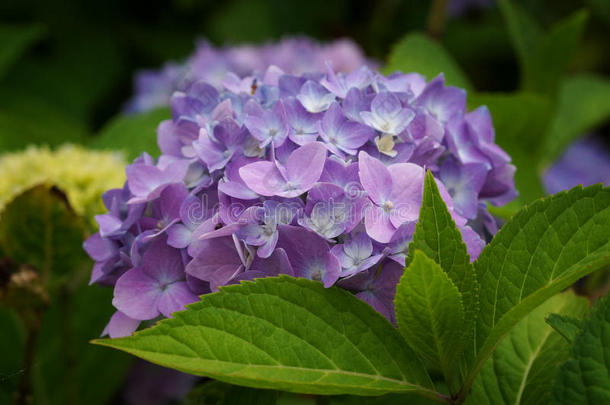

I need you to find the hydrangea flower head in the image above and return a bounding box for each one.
[543,136,610,194]
[126,37,374,113]
[88,64,517,337]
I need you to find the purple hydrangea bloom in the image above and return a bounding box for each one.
[113,237,199,320]
[87,62,517,335]
[126,37,375,113]
[543,136,610,194]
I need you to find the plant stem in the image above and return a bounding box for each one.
[427,0,448,40]
[15,322,39,405]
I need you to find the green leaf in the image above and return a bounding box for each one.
[460,184,610,397]
[497,0,542,64]
[384,33,473,91]
[522,10,588,96]
[395,251,466,382]
[89,107,170,160]
[406,171,478,385]
[498,1,588,96]
[542,74,610,164]
[0,308,26,404]
[0,92,88,152]
[32,284,132,405]
[551,294,610,403]
[184,380,278,405]
[545,314,583,344]
[467,291,589,405]
[467,92,553,203]
[0,23,44,79]
[94,276,436,397]
[0,185,88,289]
[407,171,478,339]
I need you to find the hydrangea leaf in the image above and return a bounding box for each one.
[521,9,588,96]
[542,74,610,164]
[406,171,478,378]
[551,294,610,403]
[467,92,553,203]
[0,23,44,79]
[497,0,542,64]
[0,91,88,152]
[94,276,438,398]
[0,185,88,289]
[460,184,610,398]
[384,33,473,91]
[32,285,132,405]
[498,0,588,96]
[467,291,589,405]
[395,251,466,384]
[0,308,25,404]
[545,313,583,344]
[89,107,170,160]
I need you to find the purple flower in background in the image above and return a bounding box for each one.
[102,311,141,339]
[358,151,425,243]
[193,119,246,172]
[439,157,487,219]
[296,81,336,113]
[321,64,374,98]
[339,260,404,323]
[360,92,415,136]
[284,97,319,145]
[113,237,199,320]
[126,36,374,113]
[126,156,189,204]
[276,225,341,287]
[89,56,517,331]
[331,232,383,276]
[543,136,610,194]
[243,100,290,147]
[236,200,296,258]
[318,102,375,157]
[186,236,248,291]
[239,142,327,197]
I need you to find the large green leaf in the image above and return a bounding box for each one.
[384,33,473,91]
[522,10,588,96]
[497,0,542,64]
[0,92,88,152]
[460,184,610,397]
[467,291,589,405]
[94,277,437,398]
[551,295,610,403]
[89,107,170,160]
[407,171,478,342]
[0,308,26,404]
[545,313,583,344]
[498,0,588,96]
[406,171,478,387]
[395,251,465,382]
[31,285,131,405]
[0,185,88,289]
[467,92,553,203]
[542,74,610,164]
[0,23,44,80]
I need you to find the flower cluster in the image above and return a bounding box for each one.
[87,64,517,337]
[125,37,372,113]
[0,144,126,224]
[543,136,610,194]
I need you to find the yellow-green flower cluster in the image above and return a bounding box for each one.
[0,144,126,225]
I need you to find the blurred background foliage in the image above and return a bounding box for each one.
[0,0,609,404]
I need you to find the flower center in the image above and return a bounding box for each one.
[383,200,394,213]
